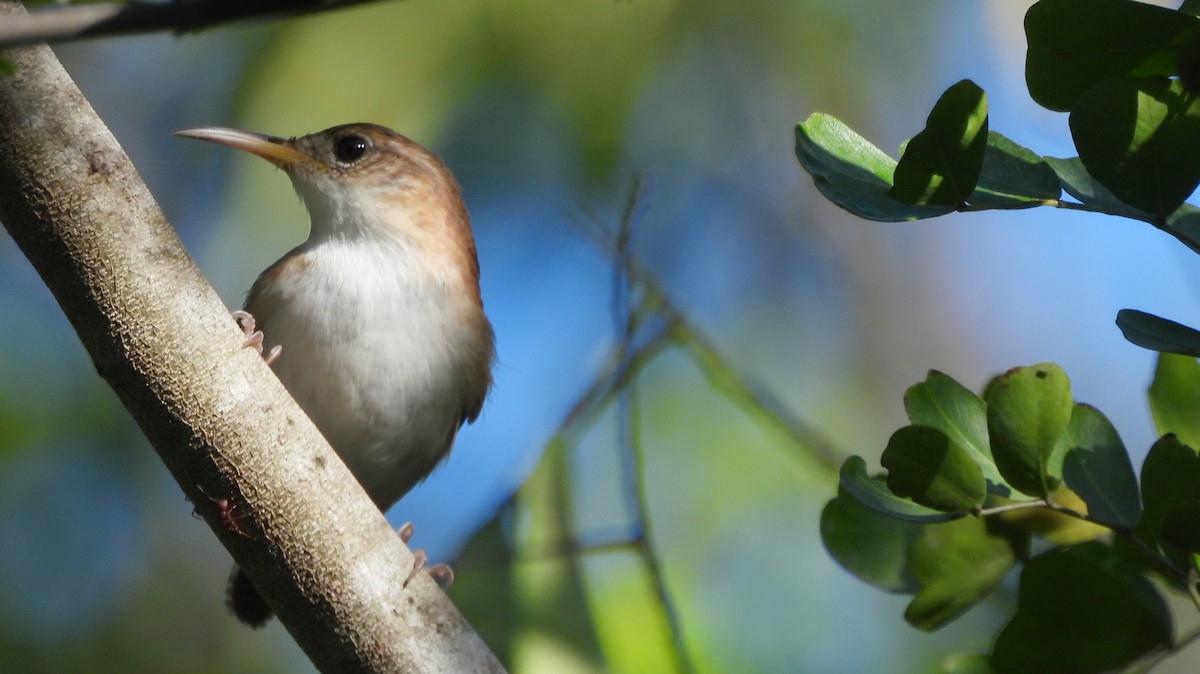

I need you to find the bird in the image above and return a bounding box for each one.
[175,123,495,626]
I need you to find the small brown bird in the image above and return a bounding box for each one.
[176,124,494,626]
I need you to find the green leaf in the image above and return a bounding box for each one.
[838,456,961,523]
[794,114,955,221]
[1116,309,1200,357]
[1149,352,1200,448]
[904,517,1016,631]
[820,489,922,593]
[1159,501,1200,551]
[1025,0,1199,112]
[1043,156,1154,220]
[890,80,988,206]
[967,132,1061,210]
[1046,161,1200,255]
[0,57,13,77]
[994,484,1108,545]
[1162,203,1200,255]
[882,426,987,513]
[986,364,1074,497]
[940,654,991,674]
[904,370,1009,493]
[1071,77,1200,217]
[1058,404,1141,529]
[1140,434,1200,544]
[991,543,1173,674]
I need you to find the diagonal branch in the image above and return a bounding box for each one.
[0,0,392,49]
[0,5,502,672]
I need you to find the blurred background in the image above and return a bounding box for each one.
[3,0,1200,671]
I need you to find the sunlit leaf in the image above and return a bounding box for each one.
[1148,352,1200,448]
[820,490,922,593]
[1025,0,1199,111]
[882,426,986,513]
[1071,77,1200,217]
[904,517,1015,631]
[838,456,962,524]
[890,80,988,206]
[904,371,1008,493]
[794,114,954,222]
[986,364,1073,497]
[940,653,991,674]
[994,485,1107,545]
[1117,309,1200,357]
[992,543,1172,673]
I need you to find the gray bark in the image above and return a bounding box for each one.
[0,5,504,673]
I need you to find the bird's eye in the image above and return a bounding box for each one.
[333,135,370,164]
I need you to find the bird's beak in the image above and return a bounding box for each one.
[174,127,324,170]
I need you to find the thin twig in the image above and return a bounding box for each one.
[571,203,844,473]
[0,0,391,48]
[610,175,695,674]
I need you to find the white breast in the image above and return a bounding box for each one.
[245,238,486,510]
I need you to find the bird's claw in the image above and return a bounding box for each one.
[232,310,281,365]
[399,522,455,589]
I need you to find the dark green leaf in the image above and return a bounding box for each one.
[1071,77,1200,217]
[1059,404,1141,529]
[795,114,955,221]
[890,80,988,206]
[1140,434,1200,543]
[883,426,987,512]
[1185,0,1200,19]
[1116,309,1200,357]
[820,489,922,593]
[1149,352,1200,448]
[991,543,1172,674]
[1025,0,1199,111]
[838,456,961,523]
[904,517,1016,631]
[1162,203,1200,255]
[0,57,13,77]
[904,370,1009,493]
[1159,501,1200,551]
[968,132,1061,210]
[1044,156,1200,254]
[986,363,1074,497]
[1043,156,1154,221]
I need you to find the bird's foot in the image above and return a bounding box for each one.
[232,310,281,365]
[399,522,455,589]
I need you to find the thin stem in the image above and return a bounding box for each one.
[571,209,844,473]
[0,0,392,48]
[976,499,1048,516]
[609,175,694,674]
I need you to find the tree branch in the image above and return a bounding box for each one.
[0,5,503,673]
[0,0,392,49]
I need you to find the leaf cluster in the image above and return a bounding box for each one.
[822,363,1200,672]
[800,1,1200,671]
[796,0,1200,355]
